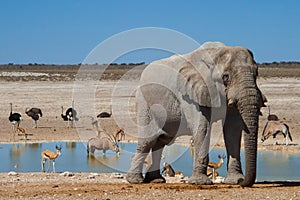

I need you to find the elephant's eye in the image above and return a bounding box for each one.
[222,73,229,86]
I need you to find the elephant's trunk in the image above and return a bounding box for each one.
[236,77,260,187]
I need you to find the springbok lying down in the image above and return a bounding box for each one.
[261,121,293,145]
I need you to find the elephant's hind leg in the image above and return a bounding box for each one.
[188,155,212,185]
[144,139,166,183]
[127,138,157,184]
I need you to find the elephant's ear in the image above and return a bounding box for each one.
[177,61,221,107]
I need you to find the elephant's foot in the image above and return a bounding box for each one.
[188,174,213,185]
[144,170,166,183]
[224,173,244,184]
[126,172,144,184]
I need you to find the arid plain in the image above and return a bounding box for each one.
[0,64,300,199]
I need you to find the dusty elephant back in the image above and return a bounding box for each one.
[138,42,228,108]
[140,41,227,84]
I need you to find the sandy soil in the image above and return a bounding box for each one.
[0,67,300,199]
[1,172,299,200]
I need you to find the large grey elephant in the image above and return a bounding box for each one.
[126,42,265,187]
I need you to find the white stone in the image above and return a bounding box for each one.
[110,173,124,179]
[8,171,18,176]
[213,176,225,183]
[60,171,74,177]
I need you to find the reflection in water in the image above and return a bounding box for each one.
[27,143,41,149]
[10,144,26,158]
[0,142,300,181]
[66,142,76,149]
[9,143,27,170]
[87,154,121,173]
[257,151,299,181]
[119,143,126,151]
[189,146,194,157]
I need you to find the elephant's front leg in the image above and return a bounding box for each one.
[223,111,244,184]
[188,112,212,185]
[144,139,166,183]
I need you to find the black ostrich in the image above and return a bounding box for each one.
[61,106,78,128]
[25,107,43,128]
[97,105,112,118]
[9,103,22,130]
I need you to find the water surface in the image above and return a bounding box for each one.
[1,142,299,181]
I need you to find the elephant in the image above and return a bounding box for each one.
[126,42,265,187]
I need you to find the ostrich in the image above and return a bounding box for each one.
[61,103,78,128]
[25,107,43,128]
[9,103,22,132]
[97,105,112,118]
[90,117,103,136]
[207,155,226,180]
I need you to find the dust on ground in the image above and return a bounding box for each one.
[1,172,300,200]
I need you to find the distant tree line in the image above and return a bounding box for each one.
[258,61,300,68]
[1,61,299,69]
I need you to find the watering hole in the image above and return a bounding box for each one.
[1,142,299,182]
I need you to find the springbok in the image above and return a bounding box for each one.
[161,162,183,178]
[261,121,293,145]
[162,162,175,177]
[15,126,29,140]
[41,145,62,173]
[207,155,226,180]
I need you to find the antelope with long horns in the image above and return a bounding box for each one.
[114,128,125,142]
[261,121,293,145]
[87,134,120,156]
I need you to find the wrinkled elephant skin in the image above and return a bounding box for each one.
[126,42,265,187]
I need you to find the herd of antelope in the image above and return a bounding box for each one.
[10,101,295,176]
[9,101,126,173]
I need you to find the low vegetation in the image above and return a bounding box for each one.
[0,62,299,81]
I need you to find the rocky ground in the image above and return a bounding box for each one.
[0,65,300,199]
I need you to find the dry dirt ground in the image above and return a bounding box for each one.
[0,66,300,199]
[1,173,299,200]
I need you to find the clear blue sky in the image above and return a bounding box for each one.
[1,0,299,64]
